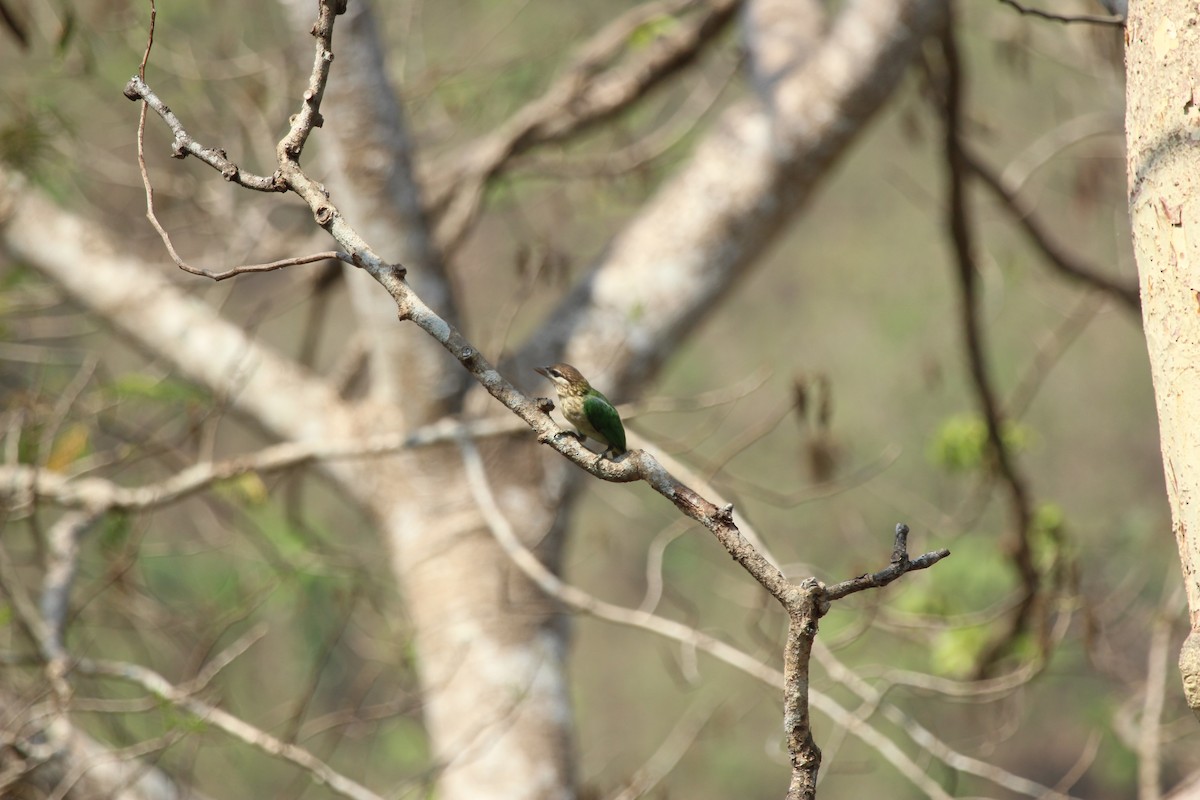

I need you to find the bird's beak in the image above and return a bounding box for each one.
[534,366,551,379]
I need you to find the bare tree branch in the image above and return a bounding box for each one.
[961,144,1139,312]
[424,0,742,252]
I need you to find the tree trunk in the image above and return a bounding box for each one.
[1126,0,1200,719]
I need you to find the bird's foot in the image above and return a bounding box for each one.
[548,430,586,446]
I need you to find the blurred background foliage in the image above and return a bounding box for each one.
[0,1,1188,798]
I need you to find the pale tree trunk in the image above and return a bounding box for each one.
[274,4,580,796]
[1126,0,1200,720]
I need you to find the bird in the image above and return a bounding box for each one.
[535,363,627,460]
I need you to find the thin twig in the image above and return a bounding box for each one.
[126,73,351,279]
[826,525,951,602]
[995,0,1124,26]
[607,696,720,800]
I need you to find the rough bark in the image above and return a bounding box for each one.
[1126,0,1200,719]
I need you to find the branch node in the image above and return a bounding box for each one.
[221,164,239,182]
[536,397,555,414]
[123,78,141,101]
[313,204,335,227]
[716,503,735,524]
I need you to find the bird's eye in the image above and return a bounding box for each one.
[549,369,561,378]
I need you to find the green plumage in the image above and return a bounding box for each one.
[536,362,627,459]
[581,391,626,454]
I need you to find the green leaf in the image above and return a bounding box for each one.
[108,373,207,405]
[927,413,1034,473]
[629,15,678,49]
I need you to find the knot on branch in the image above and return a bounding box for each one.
[715,503,735,525]
[313,204,335,227]
[122,78,142,101]
[221,164,239,182]
[798,577,831,619]
[535,397,555,414]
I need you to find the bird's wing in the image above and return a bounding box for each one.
[583,393,626,453]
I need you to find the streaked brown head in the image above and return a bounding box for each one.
[535,363,591,395]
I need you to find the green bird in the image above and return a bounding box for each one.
[535,363,627,459]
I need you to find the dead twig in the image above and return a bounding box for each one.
[994,0,1124,26]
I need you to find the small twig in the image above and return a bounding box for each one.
[125,74,352,280]
[607,696,720,800]
[184,623,269,695]
[826,524,951,602]
[995,0,1124,26]
[125,75,283,193]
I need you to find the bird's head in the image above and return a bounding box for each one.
[535,363,592,397]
